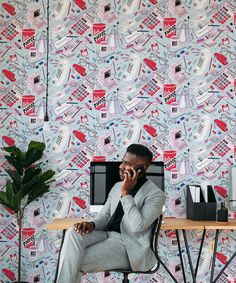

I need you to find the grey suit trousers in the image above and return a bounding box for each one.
[56,227,131,283]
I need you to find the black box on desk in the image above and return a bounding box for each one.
[205,185,217,221]
[187,185,205,221]
[186,185,217,221]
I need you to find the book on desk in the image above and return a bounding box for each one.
[187,184,217,221]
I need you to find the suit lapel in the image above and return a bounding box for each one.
[104,187,121,229]
[110,186,121,215]
[133,180,149,207]
[110,180,149,215]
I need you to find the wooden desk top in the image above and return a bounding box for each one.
[161,218,204,230]
[46,217,236,231]
[202,220,236,229]
[46,218,89,230]
[161,218,236,230]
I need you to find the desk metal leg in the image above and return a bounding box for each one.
[54,229,66,283]
[213,251,236,283]
[210,229,220,283]
[176,229,187,283]
[195,229,206,278]
[157,256,179,283]
[182,230,196,283]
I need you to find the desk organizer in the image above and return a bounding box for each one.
[186,185,217,221]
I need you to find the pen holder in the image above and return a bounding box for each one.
[217,202,228,223]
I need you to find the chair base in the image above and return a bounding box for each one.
[122,273,129,283]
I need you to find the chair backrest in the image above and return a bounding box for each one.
[150,214,163,269]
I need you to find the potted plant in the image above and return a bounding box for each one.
[0,141,55,283]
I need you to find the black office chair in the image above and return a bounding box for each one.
[105,215,163,283]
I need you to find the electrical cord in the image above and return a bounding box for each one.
[44,0,49,122]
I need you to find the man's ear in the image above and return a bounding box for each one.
[143,163,149,172]
[144,161,152,172]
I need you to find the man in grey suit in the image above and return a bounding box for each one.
[56,144,165,283]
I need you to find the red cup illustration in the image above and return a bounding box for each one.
[93,23,106,44]
[22,29,35,49]
[22,95,36,116]
[164,18,177,38]
[93,90,106,110]
[163,84,176,105]
[22,228,36,249]
[164,150,177,171]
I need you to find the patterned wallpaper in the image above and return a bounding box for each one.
[0,0,236,282]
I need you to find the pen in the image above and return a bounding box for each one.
[1,46,11,57]
[72,41,82,52]
[67,35,79,38]
[142,35,153,46]
[137,30,150,32]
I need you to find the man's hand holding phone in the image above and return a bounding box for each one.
[74,221,95,234]
[121,165,144,196]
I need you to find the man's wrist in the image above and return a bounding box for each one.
[121,190,129,196]
[122,191,132,198]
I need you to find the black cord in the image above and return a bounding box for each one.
[44,0,49,122]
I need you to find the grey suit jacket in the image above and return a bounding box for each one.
[93,179,165,271]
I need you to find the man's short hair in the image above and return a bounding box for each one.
[126,144,153,163]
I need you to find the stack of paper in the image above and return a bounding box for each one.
[189,185,200,202]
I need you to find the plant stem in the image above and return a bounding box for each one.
[17,209,23,283]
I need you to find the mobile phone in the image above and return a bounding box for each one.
[135,164,145,176]
[125,165,145,177]
[123,53,141,81]
[193,47,211,75]
[193,114,211,142]
[52,0,70,20]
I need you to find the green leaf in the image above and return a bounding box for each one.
[5,181,14,199]
[4,155,23,174]
[0,190,18,213]
[28,141,46,151]
[27,183,50,204]
[24,148,44,167]
[5,170,21,191]
[39,170,55,182]
[21,174,41,198]
[6,181,21,211]
[23,167,42,184]
[24,141,46,167]
[2,141,53,211]
[4,146,25,160]
[0,191,9,204]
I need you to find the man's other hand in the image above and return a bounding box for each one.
[73,221,95,234]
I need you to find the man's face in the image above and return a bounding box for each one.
[119,152,148,180]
